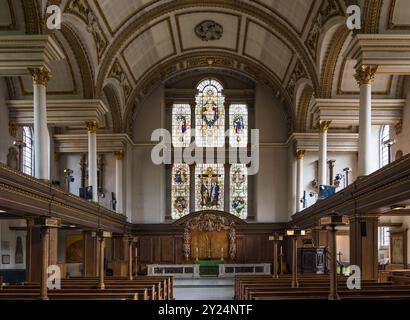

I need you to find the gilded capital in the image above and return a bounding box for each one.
[319,120,332,133]
[295,150,305,160]
[9,122,18,138]
[114,150,124,160]
[85,121,98,133]
[29,67,52,86]
[353,65,378,86]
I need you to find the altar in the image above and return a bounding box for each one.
[147,262,271,278]
[137,211,284,275]
[194,260,224,277]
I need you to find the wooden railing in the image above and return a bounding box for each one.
[0,163,131,233]
[290,153,410,229]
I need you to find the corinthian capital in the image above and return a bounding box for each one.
[354,65,378,85]
[319,120,332,133]
[29,67,52,86]
[85,121,98,133]
[295,150,306,160]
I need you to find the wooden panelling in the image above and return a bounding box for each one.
[160,236,174,263]
[139,237,152,263]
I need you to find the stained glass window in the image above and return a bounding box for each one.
[172,104,191,147]
[171,164,190,219]
[229,104,248,147]
[22,126,33,176]
[195,164,224,211]
[195,79,225,147]
[230,164,248,219]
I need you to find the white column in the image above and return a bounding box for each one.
[354,65,378,177]
[30,67,51,180]
[296,150,305,212]
[318,121,331,186]
[114,151,124,214]
[86,121,98,202]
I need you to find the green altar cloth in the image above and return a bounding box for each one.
[194,260,224,267]
[194,260,224,276]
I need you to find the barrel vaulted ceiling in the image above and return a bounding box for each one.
[1,0,408,137]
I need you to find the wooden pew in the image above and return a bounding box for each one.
[235,274,410,300]
[0,275,173,301]
[0,290,147,300]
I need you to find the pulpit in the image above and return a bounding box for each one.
[297,247,327,274]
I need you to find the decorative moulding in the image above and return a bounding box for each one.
[7,99,109,128]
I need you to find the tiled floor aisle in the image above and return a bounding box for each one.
[173,278,235,300]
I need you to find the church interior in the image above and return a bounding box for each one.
[1,0,410,302]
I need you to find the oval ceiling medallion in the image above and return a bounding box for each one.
[194,20,223,41]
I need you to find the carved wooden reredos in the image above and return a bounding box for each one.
[175,211,246,261]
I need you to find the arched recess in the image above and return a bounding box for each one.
[102,83,123,133]
[318,23,351,98]
[122,52,294,138]
[21,0,41,34]
[60,23,95,99]
[362,0,383,34]
[317,16,348,73]
[295,85,314,132]
[95,0,320,99]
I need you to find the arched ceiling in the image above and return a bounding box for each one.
[1,0,409,138]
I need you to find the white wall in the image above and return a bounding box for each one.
[132,85,166,223]
[254,84,289,222]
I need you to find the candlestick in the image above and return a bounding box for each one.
[196,247,199,261]
[221,247,224,261]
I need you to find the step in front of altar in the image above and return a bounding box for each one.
[147,263,271,278]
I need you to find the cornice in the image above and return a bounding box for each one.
[7,99,109,127]
[289,132,359,152]
[312,98,404,126]
[0,35,65,76]
[54,133,133,153]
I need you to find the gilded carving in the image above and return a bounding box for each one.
[183,213,237,261]
[109,60,132,99]
[9,122,18,138]
[319,120,332,133]
[85,121,98,133]
[354,65,378,86]
[287,60,308,97]
[305,0,342,59]
[295,150,306,160]
[29,67,52,86]
[114,151,124,161]
[65,0,107,61]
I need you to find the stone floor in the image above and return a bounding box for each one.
[173,278,235,300]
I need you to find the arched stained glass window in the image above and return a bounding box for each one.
[172,104,191,147]
[195,164,224,211]
[195,79,225,147]
[22,126,33,176]
[171,164,190,219]
[230,164,248,219]
[229,104,248,147]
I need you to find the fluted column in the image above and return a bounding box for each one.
[29,67,51,180]
[295,150,305,212]
[354,65,378,176]
[114,151,124,214]
[86,121,98,202]
[318,121,331,186]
